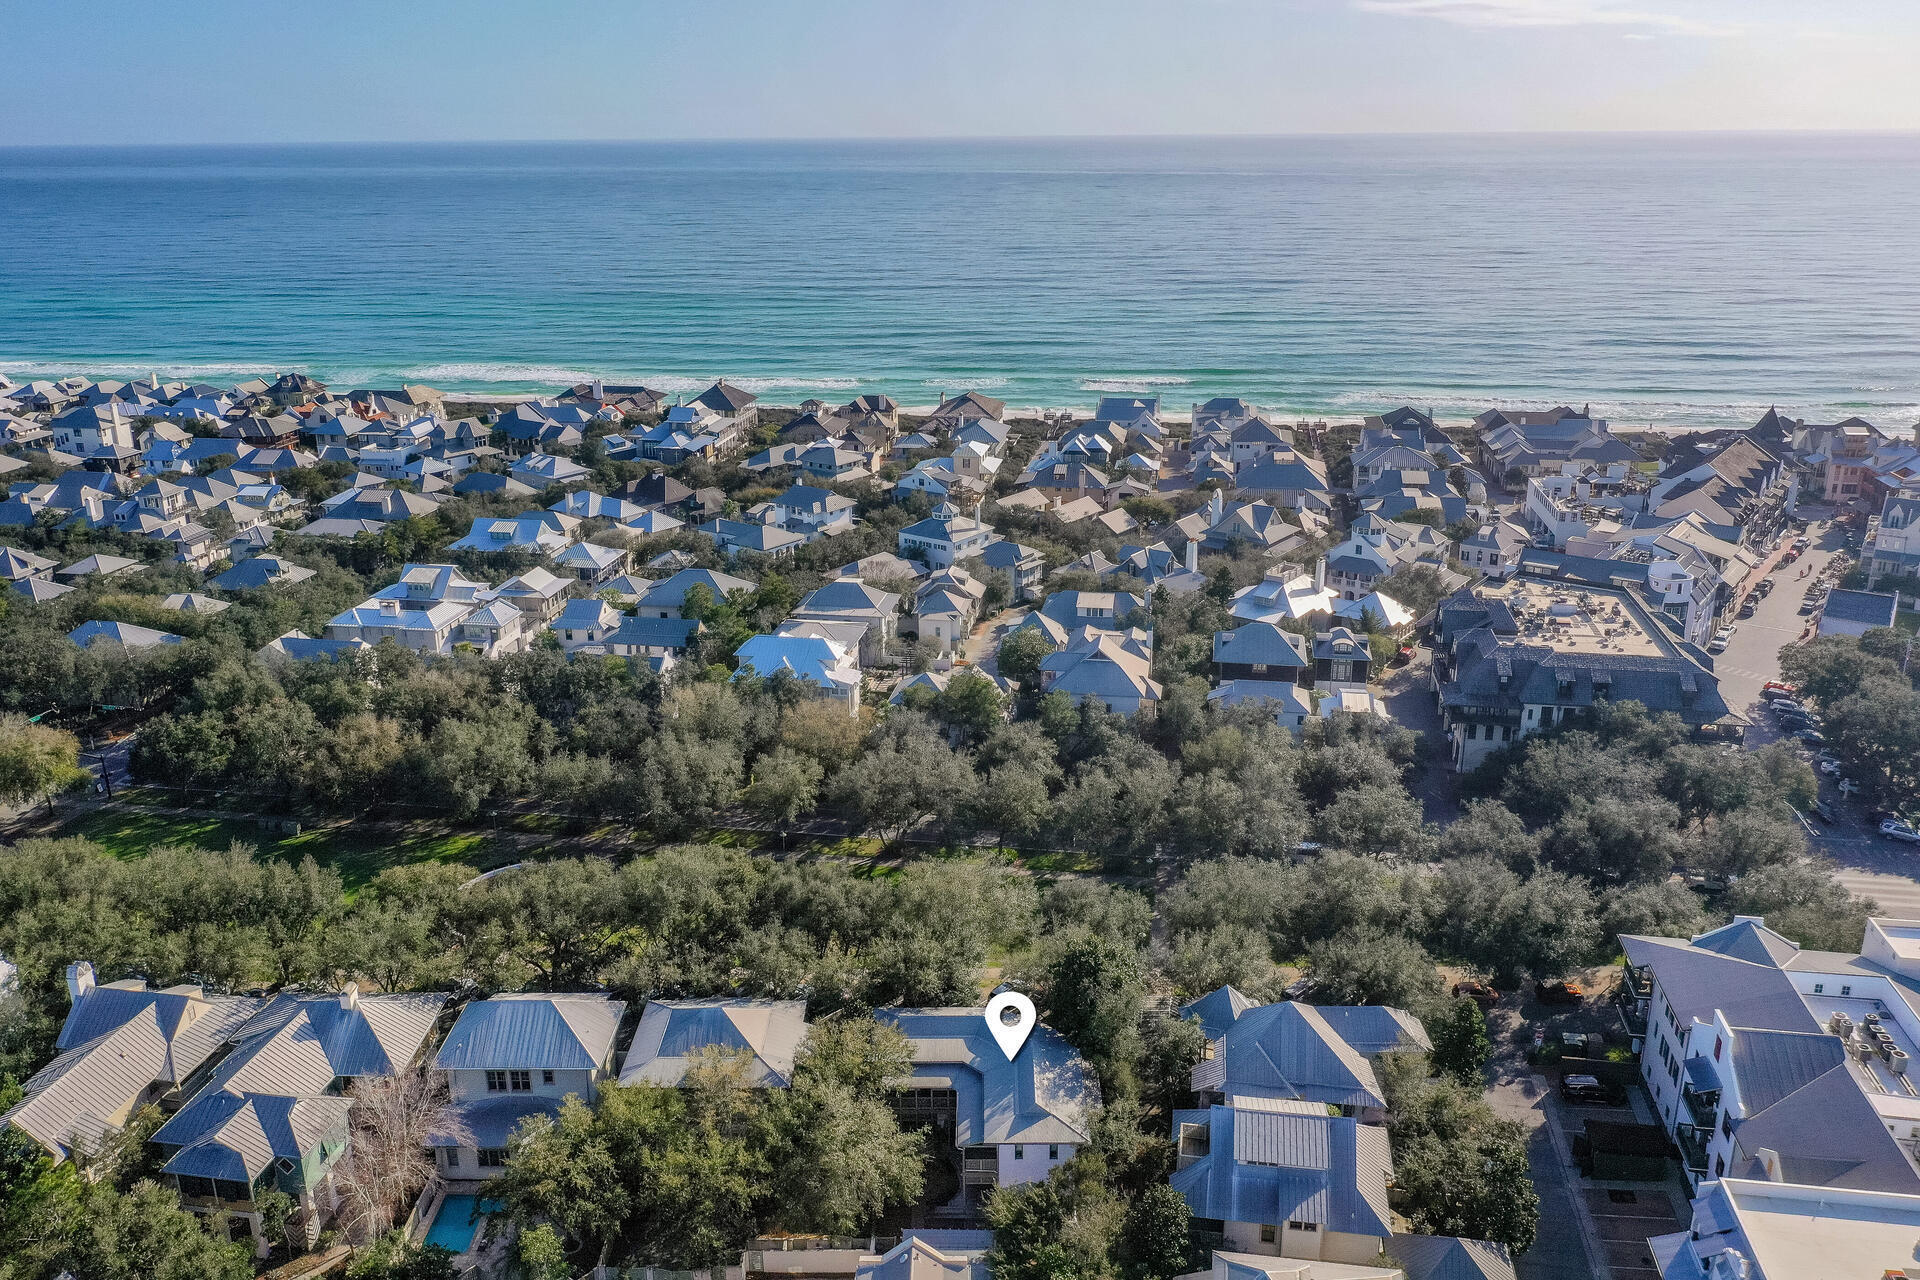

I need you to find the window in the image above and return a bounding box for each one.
[478,1148,508,1168]
[1713,1037,1722,1062]
[276,1157,297,1176]
[543,1070,555,1085]
[1259,1225,1276,1244]
[1049,1144,1059,1161]
[1814,983,1825,994]
[1013,1145,1025,1160]
[485,1070,508,1092]
[510,1070,532,1092]
[1842,985,1853,996]
[445,1149,459,1169]
[1721,1114,1733,1140]
[1287,1221,1318,1233]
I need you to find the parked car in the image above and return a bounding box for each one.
[1560,1074,1616,1104]
[1796,729,1827,746]
[1763,680,1797,695]
[1534,980,1585,1005]
[1453,981,1499,1009]
[1737,601,1757,619]
[1793,536,1812,551]
[1820,758,1844,776]
[1799,597,1820,615]
[1769,698,1806,715]
[1883,819,1920,844]
[1812,799,1838,823]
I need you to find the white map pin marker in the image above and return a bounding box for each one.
[985,991,1036,1061]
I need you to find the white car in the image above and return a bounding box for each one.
[1882,819,1920,844]
[1820,758,1843,776]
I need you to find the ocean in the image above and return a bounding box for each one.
[3,133,1919,429]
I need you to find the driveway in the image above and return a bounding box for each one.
[1487,1074,1601,1280]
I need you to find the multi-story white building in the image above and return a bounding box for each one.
[1619,915,1920,1194]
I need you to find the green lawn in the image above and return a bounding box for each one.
[55,806,518,892]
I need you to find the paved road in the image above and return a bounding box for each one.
[1489,1074,1604,1280]
[1710,516,1842,715]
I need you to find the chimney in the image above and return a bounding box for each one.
[1209,488,1224,523]
[1186,539,1199,575]
[341,981,361,1012]
[66,961,96,1005]
[1314,557,1327,591]
[592,378,605,400]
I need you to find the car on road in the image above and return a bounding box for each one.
[1883,819,1920,844]
[1452,981,1499,1009]
[1534,980,1585,1005]
[1559,1074,1619,1105]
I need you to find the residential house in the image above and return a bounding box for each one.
[899,503,996,568]
[56,551,142,581]
[911,568,989,657]
[690,380,759,431]
[551,541,631,590]
[550,598,623,650]
[69,619,182,650]
[153,984,446,1253]
[878,1005,1096,1210]
[161,593,230,615]
[1172,1099,1396,1266]
[212,555,316,592]
[620,999,808,1087]
[1212,622,1310,685]
[509,452,591,488]
[926,392,1007,433]
[635,568,754,619]
[550,489,649,522]
[1037,590,1148,632]
[1455,518,1530,579]
[600,615,700,661]
[700,517,804,559]
[2,963,263,1166]
[492,566,576,624]
[430,994,625,1180]
[791,579,901,665]
[257,631,368,664]
[1036,627,1161,716]
[453,599,531,656]
[449,510,580,556]
[734,632,862,712]
[978,540,1046,603]
[1476,406,1624,489]
[451,471,538,500]
[762,483,857,541]
[0,547,55,583]
[1206,680,1315,732]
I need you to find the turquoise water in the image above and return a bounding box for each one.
[423,1194,499,1254]
[3,134,1920,427]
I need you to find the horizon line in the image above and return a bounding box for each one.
[6,126,1920,150]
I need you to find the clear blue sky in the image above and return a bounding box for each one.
[7,0,1917,144]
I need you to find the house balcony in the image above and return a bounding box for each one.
[1675,1126,1710,1176]
[1615,964,1651,1038]
[1681,1084,1720,1132]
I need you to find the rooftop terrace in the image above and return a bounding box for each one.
[1474,578,1670,658]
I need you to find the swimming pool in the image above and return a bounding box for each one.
[423,1194,501,1254]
